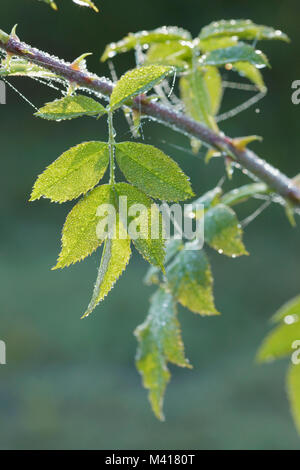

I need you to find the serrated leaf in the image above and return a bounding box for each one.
[114,183,166,270]
[166,247,219,315]
[232,62,266,91]
[53,184,114,269]
[82,217,131,318]
[271,295,300,324]
[30,142,109,203]
[115,142,194,201]
[35,95,106,121]
[110,65,173,110]
[257,317,300,362]
[144,41,193,70]
[204,204,248,257]
[144,238,183,286]
[135,287,191,420]
[287,365,300,435]
[179,67,219,132]
[101,27,191,61]
[200,43,269,69]
[199,19,289,42]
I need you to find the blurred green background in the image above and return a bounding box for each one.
[0,0,300,450]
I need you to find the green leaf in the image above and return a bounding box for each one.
[192,186,222,211]
[287,365,300,435]
[179,67,219,132]
[199,37,238,52]
[203,66,223,116]
[35,95,107,121]
[82,217,131,318]
[200,43,269,69]
[53,184,114,269]
[72,0,99,11]
[204,204,248,257]
[257,318,300,362]
[39,0,57,9]
[101,26,191,61]
[0,58,58,78]
[232,62,266,91]
[30,142,109,203]
[115,142,194,201]
[166,247,219,315]
[110,65,173,110]
[221,183,268,207]
[271,295,300,324]
[114,183,166,270]
[135,287,191,420]
[199,19,289,42]
[144,41,192,70]
[144,238,183,286]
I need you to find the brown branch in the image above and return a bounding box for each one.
[1,29,300,206]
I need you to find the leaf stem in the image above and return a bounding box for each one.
[108,111,115,185]
[0,30,300,207]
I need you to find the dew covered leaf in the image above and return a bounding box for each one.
[30,142,109,203]
[287,365,300,435]
[0,58,58,78]
[144,41,193,70]
[271,295,300,324]
[35,95,107,121]
[114,183,166,270]
[232,62,266,91]
[101,26,191,61]
[53,184,114,269]
[144,238,183,286]
[135,287,191,420]
[199,19,289,42]
[115,142,194,201]
[204,204,248,257]
[257,317,300,362]
[179,67,220,132]
[200,43,269,69]
[110,65,173,110]
[221,183,268,207]
[166,247,219,315]
[82,217,131,318]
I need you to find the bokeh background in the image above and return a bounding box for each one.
[0,0,300,450]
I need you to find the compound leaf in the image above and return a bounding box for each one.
[53,184,114,269]
[135,287,191,420]
[115,142,194,201]
[166,247,219,315]
[204,204,248,257]
[35,95,106,121]
[82,217,131,318]
[110,65,173,110]
[30,142,109,203]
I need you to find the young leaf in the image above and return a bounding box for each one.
[53,184,114,269]
[257,318,300,362]
[101,27,191,61]
[115,142,194,201]
[221,183,268,207]
[144,41,193,70]
[179,67,219,132]
[110,65,173,110]
[135,287,191,420]
[82,217,131,318]
[35,95,106,121]
[114,183,166,270]
[200,43,269,69]
[30,142,109,203]
[199,19,289,42]
[287,365,300,435]
[271,295,300,324]
[232,62,266,91]
[166,247,219,315]
[0,58,58,79]
[204,204,248,257]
